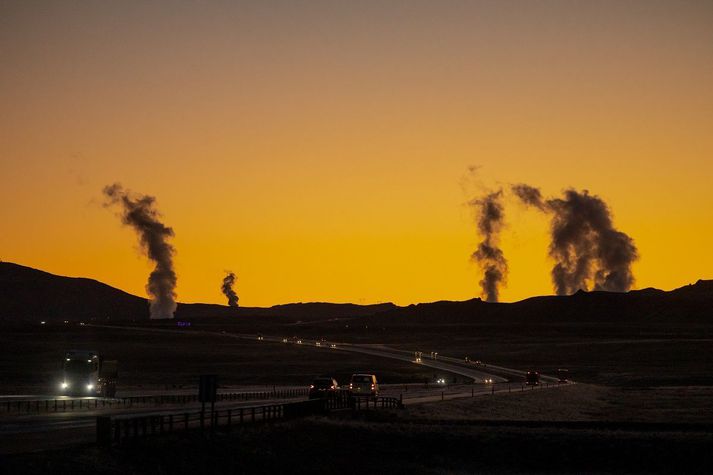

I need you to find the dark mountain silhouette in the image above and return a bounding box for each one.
[175,301,396,321]
[0,262,149,321]
[0,262,396,322]
[1,261,710,324]
[359,280,713,326]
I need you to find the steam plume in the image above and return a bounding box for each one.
[103,183,177,319]
[221,271,239,307]
[511,184,546,210]
[512,184,638,295]
[470,190,508,302]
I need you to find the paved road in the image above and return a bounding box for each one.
[0,385,306,402]
[0,396,309,454]
[87,324,516,383]
[0,381,566,452]
[0,324,566,454]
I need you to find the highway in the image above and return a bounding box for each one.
[0,381,564,454]
[0,324,567,454]
[86,324,530,383]
[0,395,308,454]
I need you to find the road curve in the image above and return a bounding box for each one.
[85,324,533,383]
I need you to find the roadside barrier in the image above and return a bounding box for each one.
[97,391,404,446]
[1,388,309,414]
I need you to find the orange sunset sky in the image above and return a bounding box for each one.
[1,1,712,307]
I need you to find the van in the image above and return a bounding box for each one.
[349,373,379,399]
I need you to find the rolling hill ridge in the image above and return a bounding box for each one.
[0,261,710,324]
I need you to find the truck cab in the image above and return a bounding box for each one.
[60,350,117,397]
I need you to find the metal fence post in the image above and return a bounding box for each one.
[114,419,121,444]
[96,416,112,447]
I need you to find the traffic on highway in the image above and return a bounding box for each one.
[0,325,571,454]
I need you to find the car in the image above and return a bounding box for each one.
[557,368,569,383]
[308,377,339,399]
[256,334,264,341]
[315,342,321,347]
[436,378,446,385]
[330,343,337,349]
[349,374,379,399]
[297,339,302,344]
[282,338,288,343]
[483,378,494,384]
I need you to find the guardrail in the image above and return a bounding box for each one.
[321,390,402,411]
[97,392,404,446]
[1,388,309,414]
[97,399,321,447]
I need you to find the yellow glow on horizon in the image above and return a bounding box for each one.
[1,2,712,306]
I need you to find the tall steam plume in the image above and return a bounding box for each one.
[221,271,239,307]
[512,184,638,295]
[103,183,177,319]
[470,190,508,302]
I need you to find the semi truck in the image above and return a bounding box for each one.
[59,350,118,397]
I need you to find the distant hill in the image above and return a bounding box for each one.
[175,301,397,321]
[0,262,396,322]
[360,280,713,326]
[0,262,149,322]
[1,261,710,325]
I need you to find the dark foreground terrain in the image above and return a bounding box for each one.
[4,386,713,475]
[2,262,712,473]
[0,325,439,394]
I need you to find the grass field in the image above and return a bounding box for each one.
[251,320,713,387]
[406,383,713,423]
[0,325,440,394]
